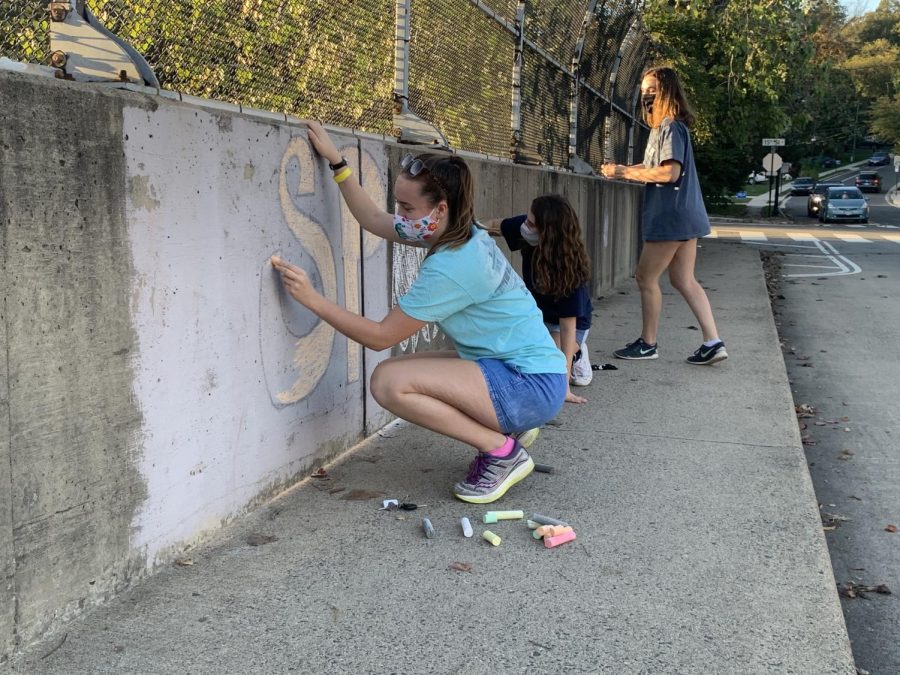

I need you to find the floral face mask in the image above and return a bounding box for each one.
[394,208,438,243]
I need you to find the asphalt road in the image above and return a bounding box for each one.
[759,233,900,674]
[783,163,900,229]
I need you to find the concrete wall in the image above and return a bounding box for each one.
[0,67,642,659]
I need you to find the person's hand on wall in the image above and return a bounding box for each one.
[271,256,318,307]
[304,120,343,166]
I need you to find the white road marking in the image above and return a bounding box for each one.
[739,230,767,242]
[832,233,871,243]
[787,232,818,242]
[784,239,861,278]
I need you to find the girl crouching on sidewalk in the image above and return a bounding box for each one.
[272,122,567,503]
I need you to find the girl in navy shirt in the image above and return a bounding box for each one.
[487,194,594,404]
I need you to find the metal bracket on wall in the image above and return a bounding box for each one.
[391,0,449,148]
[48,0,158,86]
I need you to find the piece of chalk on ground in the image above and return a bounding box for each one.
[544,529,577,548]
[535,524,573,539]
[460,517,473,538]
[533,525,562,540]
[422,518,435,539]
[531,513,568,527]
[533,463,554,474]
[483,510,524,524]
[526,520,541,529]
[482,530,502,546]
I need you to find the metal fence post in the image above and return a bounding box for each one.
[569,0,599,174]
[392,0,448,146]
[510,0,526,161]
[393,0,412,114]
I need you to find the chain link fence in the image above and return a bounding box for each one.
[2,0,650,170]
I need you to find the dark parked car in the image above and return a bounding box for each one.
[807,182,843,217]
[820,156,841,169]
[855,171,882,193]
[790,177,815,195]
[868,151,890,166]
[819,186,868,224]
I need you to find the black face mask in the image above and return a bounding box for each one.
[641,93,656,114]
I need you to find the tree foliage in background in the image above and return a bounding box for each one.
[86,0,397,132]
[643,0,900,198]
[846,0,900,151]
[642,0,817,200]
[1,2,50,63]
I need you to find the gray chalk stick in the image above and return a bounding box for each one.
[422,518,435,539]
[530,513,568,527]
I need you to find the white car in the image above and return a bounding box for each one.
[748,170,792,185]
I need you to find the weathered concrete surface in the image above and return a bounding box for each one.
[0,67,642,660]
[9,241,853,673]
[0,218,13,661]
[0,71,147,650]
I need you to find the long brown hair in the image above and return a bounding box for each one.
[530,195,592,299]
[642,66,696,128]
[402,154,476,257]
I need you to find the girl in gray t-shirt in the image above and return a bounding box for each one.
[601,66,727,366]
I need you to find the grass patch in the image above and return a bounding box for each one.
[707,201,749,218]
[742,183,774,197]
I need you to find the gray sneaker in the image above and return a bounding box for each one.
[452,441,535,504]
[511,427,540,448]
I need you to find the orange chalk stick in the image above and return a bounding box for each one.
[534,525,573,540]
[544,529,577,548]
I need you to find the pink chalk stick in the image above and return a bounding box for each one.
[544,529,577,548]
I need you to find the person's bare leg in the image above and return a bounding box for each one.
[634,241,682,344]
[667,240,720,342]
[369,356,506,452]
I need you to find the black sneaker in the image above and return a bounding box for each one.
[614,338,658,360]
[686,340,728,365]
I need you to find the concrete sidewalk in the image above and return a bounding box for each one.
[8,241,854,674]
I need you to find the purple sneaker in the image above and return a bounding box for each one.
[452,440,534,504]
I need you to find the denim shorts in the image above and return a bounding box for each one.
[544,324,590,346]
[476,358,567,434]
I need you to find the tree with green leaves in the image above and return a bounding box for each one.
[642,0,822,199]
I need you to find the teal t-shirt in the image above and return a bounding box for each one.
[398,227,567,375]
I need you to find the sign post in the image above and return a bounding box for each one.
[762,139,785,215]
[762,144,784,216]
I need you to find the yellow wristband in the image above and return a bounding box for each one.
[333,167,352,184]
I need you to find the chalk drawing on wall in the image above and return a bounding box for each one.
[339,145,388,384]
[392,243,441,352]
[258,136,336,406]
[260,136,390,406]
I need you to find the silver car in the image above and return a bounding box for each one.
[819,187,868,224]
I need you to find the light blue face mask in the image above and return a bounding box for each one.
[393,209,438,244]
[520,221,540,246]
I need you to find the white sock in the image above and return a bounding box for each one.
[703,338,722,347]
